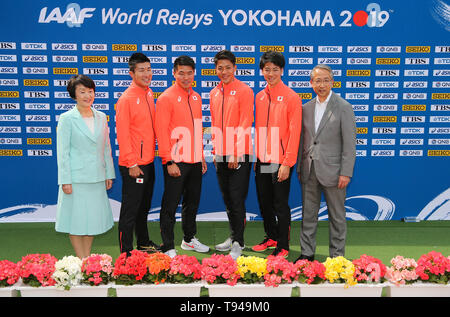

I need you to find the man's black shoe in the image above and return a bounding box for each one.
[137,241,161,253]
[294,254,315,263]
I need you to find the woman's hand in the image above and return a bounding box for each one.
[62,184,72,194]
[105,179,113,190]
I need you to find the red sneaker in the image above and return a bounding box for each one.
[271,248,289,258]
[252,238,277,252]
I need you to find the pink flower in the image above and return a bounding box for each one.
[352,254,386,283]
[416,251,450,283]
[200,254,239,286]
[264,256,296,287]
[295,259,326,284]
[385,255,418,285]
[169,255,201,283]
[82,254,113,285]
[0,260,20,286]
[17,254,57,287]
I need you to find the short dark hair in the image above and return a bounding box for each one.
[259,51,285,70]
[66,75,95,100]
[128,52,150,72]
[174,55,195,71]
[214,50,236,66]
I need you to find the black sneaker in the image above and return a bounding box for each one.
[137,241,161,253]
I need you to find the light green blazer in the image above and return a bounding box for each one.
[57,107,115,185]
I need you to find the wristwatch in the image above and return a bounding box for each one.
[166,160,175,166]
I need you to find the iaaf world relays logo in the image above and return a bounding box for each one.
[38,2,391,29]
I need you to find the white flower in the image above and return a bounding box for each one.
[52,256,83,290]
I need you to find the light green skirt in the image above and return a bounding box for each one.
[55,182,114,235]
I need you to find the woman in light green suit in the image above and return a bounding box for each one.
[56,75,115,259]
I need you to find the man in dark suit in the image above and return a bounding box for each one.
[296,64,356,262]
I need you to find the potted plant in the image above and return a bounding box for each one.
[386,252,450,297]
[17,253,57,288]
[143,252,171,284]
[236,256,267,284]
[201,254,240,286]
[294,259,326,285]
[168,254,202,284]
[352,254,386,284]
[81,253,113,286]
[52,255,83,290]
[416,251,449,284]
[112,250,148,286]
[0,260,19,297]
[264,255,296,287]
[298,256,382,297]
[146,254,204,297]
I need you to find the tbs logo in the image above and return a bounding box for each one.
[348,3,390,27]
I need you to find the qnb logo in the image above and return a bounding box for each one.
[38,3,96,27]
[345,3,390,27]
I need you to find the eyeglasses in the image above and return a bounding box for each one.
[312,78,332,85]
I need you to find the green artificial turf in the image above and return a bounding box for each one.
[1,220,449,264]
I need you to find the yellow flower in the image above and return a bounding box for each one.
[236,256,268,279]
[324,256,356,286]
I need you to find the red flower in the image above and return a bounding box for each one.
[17,254,57,287]
[352,254,386,283]
[264,256,296,287]
[416,251,450,283]
[200,254,239,286]
[113,250,149,285]
[295,259,326,284]
[0,260,20,287]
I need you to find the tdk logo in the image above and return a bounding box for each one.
[38,4,96,27]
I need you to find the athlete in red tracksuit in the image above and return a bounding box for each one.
[155,55,209,258]
[116,53,158,255]
[253,51,302,258]
[209,50,254,259]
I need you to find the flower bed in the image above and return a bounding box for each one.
[0,251,448,297]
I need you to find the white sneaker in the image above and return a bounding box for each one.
[229,241,242,260]
[181,237,210,253]
[164,249,177,258]
[215,237,233,251]
[215,238,245,252]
